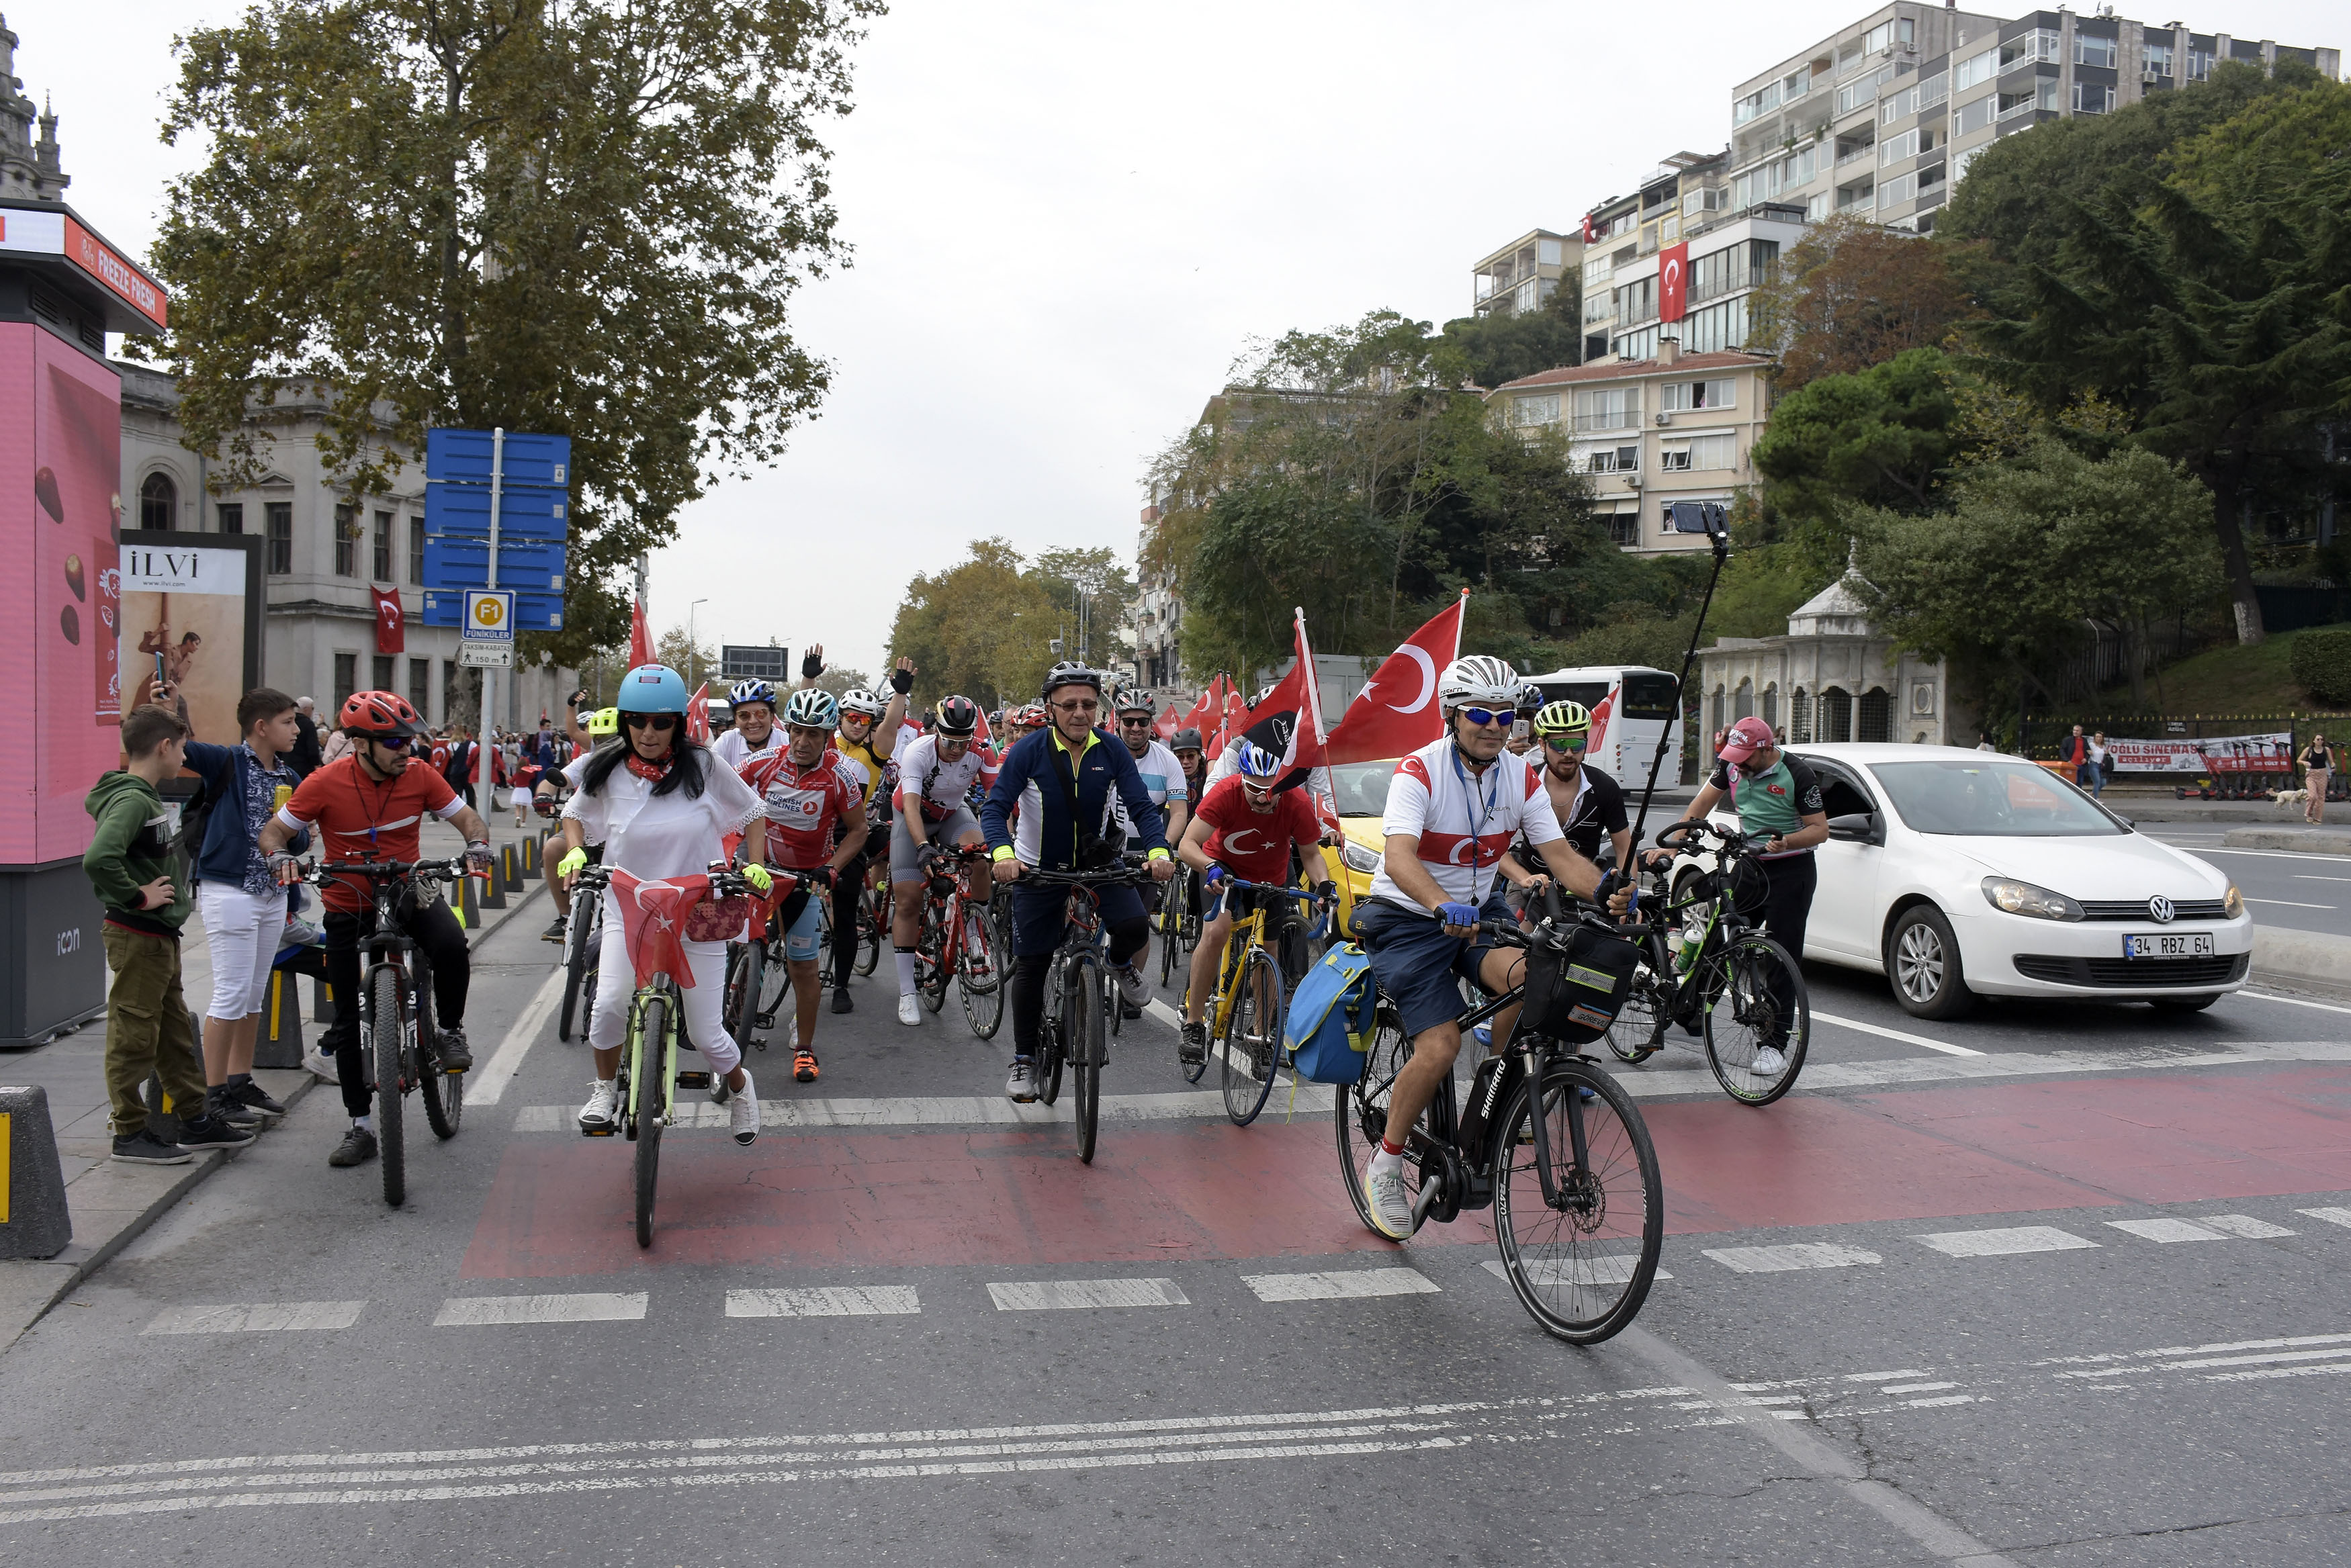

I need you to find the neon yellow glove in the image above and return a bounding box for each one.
[741,862,773,895]
[556,847,587,879]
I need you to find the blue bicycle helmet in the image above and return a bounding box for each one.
[729,677,777,709]
[1233,740,1282,780]
[619,663,691,715]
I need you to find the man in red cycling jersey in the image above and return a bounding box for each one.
[259,691,491,1171]
[737,687,870,1082]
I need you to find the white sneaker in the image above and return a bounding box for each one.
[1362,1158,1416,1240]
[578,1078,620,1132]
[1115,962,1149,1009]
[302,1048,339,1085]
[728,1069,760,1146]
[1006,1059,1036,1103]
[1751,1045,1788,1076]
[897,994,922,1027]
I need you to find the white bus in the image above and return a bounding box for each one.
[1519,664,1686,793]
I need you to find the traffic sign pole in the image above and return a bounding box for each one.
[478,427,504,815]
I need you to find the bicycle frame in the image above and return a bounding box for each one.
[1200,879,1319,1038]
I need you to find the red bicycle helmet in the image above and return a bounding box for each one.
[340,689,425,740]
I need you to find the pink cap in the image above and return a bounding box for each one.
[1718,716,1775,766]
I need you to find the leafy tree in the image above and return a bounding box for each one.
[143,0,877,665]
[886,539,1058,711]
[1745,214,1976,389]
[1028,547,1135,670]
[1750,347,1963,529]
[1437,273,1585,389]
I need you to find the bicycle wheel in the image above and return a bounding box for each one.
[723,939,766,1052]
[855,882,883,977]
[1334,1001,1417,1238]
[1605,964,1672,1064]
[370,968,406,1208]
[559,898,592,1042]
[1071,963,1104,1164]
[1697,932,1810,1107]
[578,900,603,1044]
[633,993,668,1249]
[1491,1056,1663,1344]
[959,898,1008,1040]
[1220,946,1286,1126]
[418,977,462,1141]
[1155,872,1181,988]
[918,898,951,1013]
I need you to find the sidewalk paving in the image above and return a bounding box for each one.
[0,815,555,1354]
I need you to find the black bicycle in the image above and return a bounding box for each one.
[305,856,474,1207]
[1337,889,1665,1344]
[1605,820,1811,1107]
[1018,857,1158,1165]
[558,853,604,1044]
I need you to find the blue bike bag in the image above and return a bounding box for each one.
[1285,942,1376,1084]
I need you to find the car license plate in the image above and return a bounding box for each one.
[2124,932,2214,959]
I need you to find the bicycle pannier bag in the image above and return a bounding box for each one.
[1517,925,1642,1045]
[1285,942,1376,1084]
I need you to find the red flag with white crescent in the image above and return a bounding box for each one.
[371,584,404,655]
[629,596,653,669]
[1325,590,1468,765]
[685,682,711,745]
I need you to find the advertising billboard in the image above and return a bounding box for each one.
[116,540,263,748]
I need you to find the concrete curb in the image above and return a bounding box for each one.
[2223,828,2351,856]
[2250,927,2351,1002]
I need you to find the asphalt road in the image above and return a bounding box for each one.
[3,898,2348,1565]
[2141,825,2351,939]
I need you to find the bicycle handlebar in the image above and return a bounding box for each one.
[306,855,473,884]
[1016,855,1157,886]
[1209,874,1332,905]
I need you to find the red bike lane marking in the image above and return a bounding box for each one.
[457,1065,2351,1280]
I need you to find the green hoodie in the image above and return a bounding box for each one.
[84,770,191,934]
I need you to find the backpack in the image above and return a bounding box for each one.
[1284,942,1377,1084]
[443,740,474,792]
[1515,923,1643,1045]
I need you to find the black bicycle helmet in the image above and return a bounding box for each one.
[934,694,980,737]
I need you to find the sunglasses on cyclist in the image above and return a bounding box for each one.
[366,733,417,752]
[1458,706,1513,729]
[623,713,678,732]
[1543,734,1589,753]
[1118,713,1152,726]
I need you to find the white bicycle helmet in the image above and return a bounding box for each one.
[1233,740,1282,780]
[1437,655,1520,714]
[782,687,840,731]
[838,687,888,720]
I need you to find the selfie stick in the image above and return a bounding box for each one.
[1626,502,1732,856]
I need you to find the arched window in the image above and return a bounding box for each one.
[1733,679,1754,722]
[139,472,178,531]
[1762,684,1778,729]
[1818,686,1853,743]
[1789,687,1810,743]
[1858,686,1892,743]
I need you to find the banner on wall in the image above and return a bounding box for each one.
[2102,733,2292,773]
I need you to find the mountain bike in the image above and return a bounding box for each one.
[1156,858,1200,993]
[305,856,474,1208]
[1336,889,1665,1344]
[1605,820,1810,1107]
[1021,857,1155,1165]
[721,870,813,1058]
[577,862,758,1248]
[557,852,604,1043]
[1189,876,1328,1125]
[914,843,1010,1038]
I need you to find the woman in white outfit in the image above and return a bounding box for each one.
[558,663,770,1144]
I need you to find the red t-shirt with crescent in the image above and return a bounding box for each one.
[277,754,465,912]
[1194,774,1321,886]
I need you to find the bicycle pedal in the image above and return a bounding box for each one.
[675,1070,711,1089]
[584,1125,615,1138]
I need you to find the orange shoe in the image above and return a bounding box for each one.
[793,1045,819,1084]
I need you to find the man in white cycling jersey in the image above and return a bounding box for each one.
[711,678,782,770]
[1353,655,1608,1242]
[890,694,995,1025]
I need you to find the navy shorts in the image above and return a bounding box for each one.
[1008,878,1147,959]
[1354,894,1513,1040]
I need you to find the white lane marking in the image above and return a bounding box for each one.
[2194,1213,2295,1239]
[2293,875,2351,882]
[1879,1381,1959,1395]
[987,1279,1189,1311]
[1480,1257,1670,1287]
[2298,1207,2351,1228]
[1910,1226,2099,1258]
[469,966,568,1107]
[1241,1269,1438,1303]
[1702,1243,1881,1274]
[144,1301,366,1335]
[433,1293,648,1327]
[1843,1369,1928,1382]
[1143,998,1186,1031]
[725,1287,920,1318]
[513,1085,1339,1131]
[2245,897,2336,909]
[2238,992,2351,1015]
[1810,1011,1985,1058]
[2186,846,2351,861]
[2107,1217,2228,1243]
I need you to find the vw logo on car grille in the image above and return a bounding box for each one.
[2148,895,2176,924]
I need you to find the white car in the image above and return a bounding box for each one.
[1677,743,2250,1019]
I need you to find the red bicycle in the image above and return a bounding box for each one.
[914,843,1012,1038]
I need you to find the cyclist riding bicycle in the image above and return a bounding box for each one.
[1500,700,1632,883]
[1112,688,1190,937]
[1353,655,1609,1240]
[711,678,783,769]
[825,663,912,1015]
[537,706,617,940]
[556,663,770,1145]
[736,687,869,1082]
[1175,739,1336,1066]
[258,691,492,1171]
[890,694,996,1026]
[981,662,1176,1103]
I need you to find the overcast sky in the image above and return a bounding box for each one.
[32,0,2345,679]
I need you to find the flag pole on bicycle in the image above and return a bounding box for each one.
[1627,501,1732,858]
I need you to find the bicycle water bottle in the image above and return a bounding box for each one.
[1675,913,1705,976]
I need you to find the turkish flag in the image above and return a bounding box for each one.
[1179,684,1215,738]
[1658,240,1689,324]
[628,596,653,669]
[371,585,404,655]
[1325,590,1468,766]
[1229,609,1327,791]
[1153,704,1178,741]
[1581,212,1596,244]
[685,681,711,745]
[609,870,711,988]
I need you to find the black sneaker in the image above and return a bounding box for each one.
[1178,1020,1208,1066]
[112,1129,194,1165]
[830,987,854,1015]
[206,1087,264,1131]
[177,1113,257,1152]
[227,1079,287,1121]
[437,1026,473,1072]
[328,1127,379,1167]
[541,917,568,943]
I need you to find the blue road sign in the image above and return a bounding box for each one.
[423,482,568,542]
[421,590,566,633]
[423,533,566,595]
[425,429,572,489]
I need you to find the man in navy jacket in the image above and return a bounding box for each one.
[981,663,1174,1104]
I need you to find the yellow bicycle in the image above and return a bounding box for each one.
[1186,875,1329,1125]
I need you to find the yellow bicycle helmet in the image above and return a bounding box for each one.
[1532,700,1591,739]
[586,706,620,738]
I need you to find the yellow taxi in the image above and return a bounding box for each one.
[1314,757,1399,936]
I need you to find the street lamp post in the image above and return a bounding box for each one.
[689,598,710,692]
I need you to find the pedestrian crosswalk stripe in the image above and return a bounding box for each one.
[1910,1226,2099,1258]
[2298,1207,2351,1230]
[1240,1269,1437,1302]
[433,1292,648,1326]
[512,1087,1338,1133]
[725,1287,921,1318]
[987,1278,1189,1311]
[2192,1214,2296,1239]
[2105,1215,2296,1244]
[142,1301,367,1334]
[1702,1243,1881,1274]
